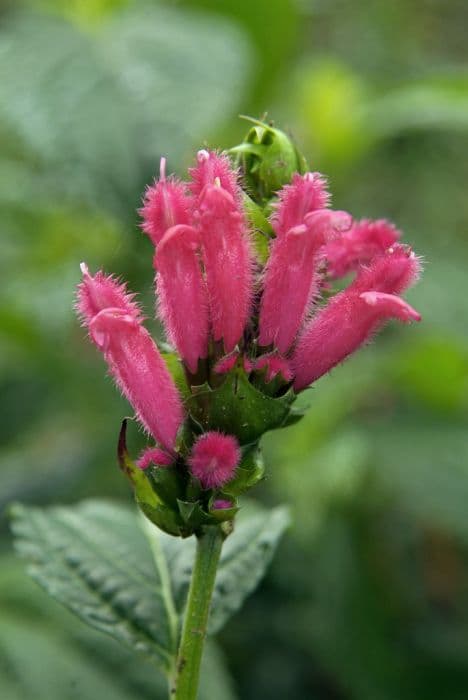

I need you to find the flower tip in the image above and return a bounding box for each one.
[80,261,90,277]
[188,432,240,490]
[197,149,210,163]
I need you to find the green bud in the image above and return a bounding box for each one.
[230,116,308,203]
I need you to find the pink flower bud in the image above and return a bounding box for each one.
[76,263,141,325]
[324,218,401,279]
[76,267,184,452]
[188,431,240,489]
[254,353,293,383]
[292,245,422,390]
[214,352,253,375]
[139,158,193,246]
[189,149,239,200]
[212,499,234,510]
[193,152,254,352]
[259,209,352,353]
[137,447,173,470]
[155,224,209,373]
[270,172,330,237]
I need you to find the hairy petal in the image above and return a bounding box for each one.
[140,158,193,246]
[137,446,174,470]
[155,224,209,373]
[189,149,239,200]
[188,431,240,489]
[292,245,422,390]
[270,172,330,237]
[88,309,184,452]
[259,209,352,353]
[324,218,401,279]
[76,263,141,326]
[196,180,254,352]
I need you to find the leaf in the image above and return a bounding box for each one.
[10,500,178,672]
[12,498,290,670]
[0,556,237,700]
[187,367,296,444]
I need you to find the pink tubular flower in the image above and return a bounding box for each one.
[324,218,401,279]
[77,265,184,452]
[192,150,253,352]
[188,432,240,489]
[155,224,209,373]
[139,158,192,246]
[137,447,173,470]
[292,245,422,390]
[258,209,352,353]
[270,172,330,237]
[140,159,209,373]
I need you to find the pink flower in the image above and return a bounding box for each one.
[212,499,234,510]
[188,432,240,489]
[324,218,401,279]
[270,172,330,237]
[137,447,173,470]
[258,209,352,353]
[155,224,209,373]
[192,151,254,352]
[77,265,184,452]
[292,245,422,390]
[139,158,192,246]
[140,159,209,373]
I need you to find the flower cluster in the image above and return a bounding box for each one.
[76,123,421,537]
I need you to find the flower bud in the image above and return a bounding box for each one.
[230,117,308,202]
[188,432,240,490]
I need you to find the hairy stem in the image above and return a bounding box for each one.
[170,525,224,700]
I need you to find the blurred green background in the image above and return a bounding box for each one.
[1,0,468,698]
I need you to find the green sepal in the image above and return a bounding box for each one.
[117,420,161,509]
[145,464,184,509]
[231,116,309,203]
[177,499,212,529]
[241,191,274,264]
[138,501,186,538]
[187,364,297,445]
[161,351,191,400]
[223,446,265,496]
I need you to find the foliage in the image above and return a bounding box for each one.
[2,0,468,698]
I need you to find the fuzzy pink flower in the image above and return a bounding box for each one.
[77,266,184,452]
[270,172,330,237]
[324,218,401,279]
[193,151,254,352]
[188,432,240,489]
[259,209,352,353]
[137,447,173,470]
[292,245,422,390]
[155,224,209,373]
[140,159,209,373]
[254,353,293,383]
[212,499,234,510]
[189,149,239,200]
[139,158,192,246]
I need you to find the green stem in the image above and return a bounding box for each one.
[170,525,224,700]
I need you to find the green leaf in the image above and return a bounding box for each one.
[11,498,290,674]
[188,367,296,445]
[10,500,178,672]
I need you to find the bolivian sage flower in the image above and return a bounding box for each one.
[76,133,422,537]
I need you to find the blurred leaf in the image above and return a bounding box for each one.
[11,500,178,672]
[12,498,289,670]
